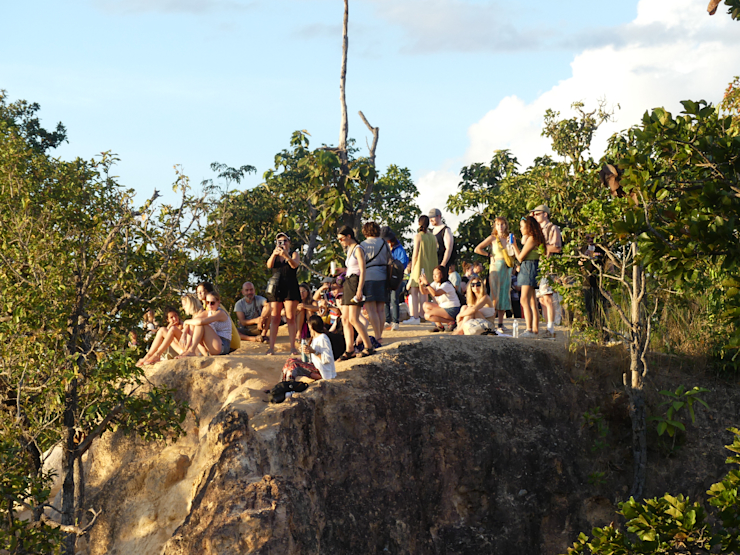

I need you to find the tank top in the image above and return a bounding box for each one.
[434,225,455,265]
[345,244,362,277]
[491,236,506,260]
[209,308,232,340]
[271,256,297,281]
[521,236,540,261]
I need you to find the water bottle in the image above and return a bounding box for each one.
[301,339,308,363]
[513,320,519,338]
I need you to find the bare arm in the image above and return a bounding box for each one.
[355,246,366,298]
[474,235,494,258]
[442,227,454,266]
[185,309,228,326]
[411,233,421,270]
[514,236,538,263]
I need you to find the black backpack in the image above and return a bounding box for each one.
[387,258,405,291]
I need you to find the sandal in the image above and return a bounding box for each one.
[265,348,275,356]
[357,347,375,358]
[338,351,355,362]
[430,326,444,333]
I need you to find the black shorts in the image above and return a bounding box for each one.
[266,276,301,303]
[342,274,363,306]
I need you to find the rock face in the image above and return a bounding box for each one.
[78,337,728,555]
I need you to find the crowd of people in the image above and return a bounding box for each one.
[133,205,565,391]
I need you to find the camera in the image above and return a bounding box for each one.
[276,239,285,248]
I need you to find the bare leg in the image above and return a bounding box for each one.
[267,302,284,355]
[142,327,183,365]
[284,300,299,354]
[365,301,384,343]
[342,310,355,355]
[409,287,421,319]
[348,305,372,350]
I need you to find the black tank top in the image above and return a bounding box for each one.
[434,226,455,265]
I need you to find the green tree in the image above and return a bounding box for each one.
[0,93,198,553]
[564,427,740,555]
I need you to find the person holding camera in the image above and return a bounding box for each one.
[265,232,301,355]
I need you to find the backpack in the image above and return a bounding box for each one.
[387,258,405,291]
[268,380,310,404]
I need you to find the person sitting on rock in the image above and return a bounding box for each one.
[234,281,270,343]
[136,306,185,366]
[419,265,461,332]
[177,291,232,358]
[453,277,495,335]
[280,315,336,381]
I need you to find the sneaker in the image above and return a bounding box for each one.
[391,322,400,331]
[519,330,537,339]
[405,317,421,325]
[384,322,392,330]
[540,330,556,340]
[447,322,457,332]
[496,327,505,334]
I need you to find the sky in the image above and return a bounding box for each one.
[2,0,739,232]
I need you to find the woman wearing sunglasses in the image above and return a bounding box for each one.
[454,278,495,333]
[176,292,232,357]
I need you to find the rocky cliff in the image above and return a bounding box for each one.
[75,336,731,555]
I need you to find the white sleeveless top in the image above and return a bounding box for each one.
[209,307,232,340]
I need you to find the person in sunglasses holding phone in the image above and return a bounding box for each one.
[176,292,232,357]
[265,232,301,355]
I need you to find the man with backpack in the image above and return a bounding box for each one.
[381,228,409,331]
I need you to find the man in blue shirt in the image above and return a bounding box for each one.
[381,229,409,330]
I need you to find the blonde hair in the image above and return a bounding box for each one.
[181,294,203,316]
[465,276,486,306]
[492,217,510,240]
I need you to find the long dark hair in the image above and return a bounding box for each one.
[418,215,430,233]
[522,216,546,245]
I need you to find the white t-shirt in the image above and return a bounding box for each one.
[429,281,460,309]
[310,334,336,380]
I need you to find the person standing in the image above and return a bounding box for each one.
[428,208,455,270]
[382,229,409,331]
[531,205,562,339]
[474,217,513,334]
[406,215,438,325]
[360,221,389,345]
[512,216,546,338]
[235,281,269,342]
[336,226,374,360]
[265,232,301,356]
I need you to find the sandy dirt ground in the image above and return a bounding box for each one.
[145,316,571,398]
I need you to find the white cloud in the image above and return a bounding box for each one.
[416,0,740,232]
[416,168,466,230]
[366,0,541,53]
[94,0,253,15]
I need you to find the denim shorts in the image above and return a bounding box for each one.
[219,336,231,355]
[444,306,461,318]
[519,260,539,288]
[363,280,386,302]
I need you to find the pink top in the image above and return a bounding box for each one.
[345,244,362,277]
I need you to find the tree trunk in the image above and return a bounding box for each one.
[338,0,354,235]
[61,378,78,554]
[338,0,348,156]
[627,251,647,500]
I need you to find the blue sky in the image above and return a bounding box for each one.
[2,0,738,228]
